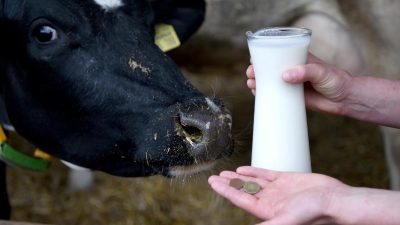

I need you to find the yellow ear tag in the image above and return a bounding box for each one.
[0,127,6,143]
[155,24,181,52]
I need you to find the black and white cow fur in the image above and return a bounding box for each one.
[0,0,233,219]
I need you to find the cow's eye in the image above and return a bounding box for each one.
[32,25,58,43]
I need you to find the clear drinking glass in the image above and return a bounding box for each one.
[247,27,312,172]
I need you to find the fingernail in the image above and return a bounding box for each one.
[283,71,295,82]
[246,66,253,75]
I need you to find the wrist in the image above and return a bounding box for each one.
[327,186,400,225]
[341,76,380,122]
[325,185,366,225]
[342,75,400,127]
[301,183,352,225]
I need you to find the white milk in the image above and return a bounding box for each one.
[247,27,312,172]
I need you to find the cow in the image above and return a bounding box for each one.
[0,0,233,219]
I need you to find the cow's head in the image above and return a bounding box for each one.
[0,0,233,177]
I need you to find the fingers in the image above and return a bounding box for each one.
[247,79,256,89]
[236,166,280,182]
[246,65,256,95]
[218,170,269,188]
[249,52,324,84]
[303,87,344,113]
[246,65,255,79]
[208,175,259,213]
[247,53,333,98]
[255,217,291,225]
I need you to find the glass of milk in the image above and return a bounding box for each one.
[246,27,312,172]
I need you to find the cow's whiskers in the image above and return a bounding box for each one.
[168,161,216,177]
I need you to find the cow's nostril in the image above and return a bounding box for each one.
[175,100,233,160]
[182,124,203,144]
[176,116,203,145]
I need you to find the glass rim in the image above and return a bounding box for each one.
[246,27,312,39]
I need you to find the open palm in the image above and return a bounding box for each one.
[208,166,346,225]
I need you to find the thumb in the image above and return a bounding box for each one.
[283,52,327,84]
[282,63,330,85]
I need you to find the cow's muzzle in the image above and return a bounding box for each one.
[175,97,233,162]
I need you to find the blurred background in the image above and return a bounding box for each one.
[7,0,394,224]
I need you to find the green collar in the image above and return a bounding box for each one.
[0,126,50,171]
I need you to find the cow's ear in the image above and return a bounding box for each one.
[149,0,206,44]
[124,0,155,30]
[1,0,25,20]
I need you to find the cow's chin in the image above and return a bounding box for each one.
[168,161,216,177]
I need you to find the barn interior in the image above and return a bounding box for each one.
[6,0,390,224]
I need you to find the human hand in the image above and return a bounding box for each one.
[246,54,353,115]
[208,166,347,225]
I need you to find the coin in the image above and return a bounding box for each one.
[243,181,261,194]
[229,178,245,190]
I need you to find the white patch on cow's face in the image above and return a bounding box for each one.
[93,0,123,11]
